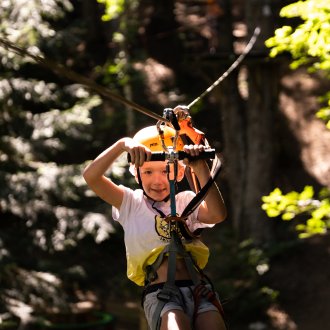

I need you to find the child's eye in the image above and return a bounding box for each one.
[142,170,152,175]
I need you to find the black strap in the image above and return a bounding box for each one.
[151,200,167,218]
[149,231,185,330]
[181,153,222,218]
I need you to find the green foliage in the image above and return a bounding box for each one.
[0,0,128,322]
[265,0,330,127]
[317,91,330,128]
[265,0,330,72]
[0,0,73,66]
[1,264,72,314]
[210,234,278,325]
[96,0,141,93]
[262,186,330,238]
[98,0,126,21]
[263,0,330,239]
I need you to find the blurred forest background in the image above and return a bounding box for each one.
[0,0,329,329]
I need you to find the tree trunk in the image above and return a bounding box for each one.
[218,0,283,244]
[218,73,247,236]
[213,0,248,238]
[240,0,282,243]
[242,61,278,243]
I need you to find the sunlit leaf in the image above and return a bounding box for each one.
[262,186,330,238]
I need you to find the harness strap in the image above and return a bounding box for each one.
[145,246,168,284]
[171,232,200,286]
[145,154,224,330]
[145,230,198,286]
[192,283,225,322]
[181,153,222,219]
[166,231,180,284]
[175,240,226,322]
[149,231,186,330]
[150,282,183,330]
[145,231,226,330]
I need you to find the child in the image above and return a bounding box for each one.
[83,124,227,330]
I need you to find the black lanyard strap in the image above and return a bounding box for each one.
[181,154,222,218]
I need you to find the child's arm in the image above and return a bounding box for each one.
[183,145,227,224]
[83,137,151,209]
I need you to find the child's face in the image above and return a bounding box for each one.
[137,161,184,201]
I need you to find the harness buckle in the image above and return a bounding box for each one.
[157,291,171,302]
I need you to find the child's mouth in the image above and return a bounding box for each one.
[151,188,166,194]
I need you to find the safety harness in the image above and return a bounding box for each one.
[142,150,225,330]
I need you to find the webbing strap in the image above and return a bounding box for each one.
[171,232,200,285]
[181,153,222,218]
[145,245,169,284]
[145,233,200,286]
[151,283,182,330]
[147,230,226,330]
[149,232,186,330]
[166,231,179,285]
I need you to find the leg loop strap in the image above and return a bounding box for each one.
[193,283,226,322]
[150,283,184,330]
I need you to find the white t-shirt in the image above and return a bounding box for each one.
[112,186,214,286]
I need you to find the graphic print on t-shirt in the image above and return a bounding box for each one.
[154,215,184,242]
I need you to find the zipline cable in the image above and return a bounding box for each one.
[0,38,168,124]
[0,26,260,122]
[188,26,261,109]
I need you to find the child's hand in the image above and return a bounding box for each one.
[123,138,151,167]
[182,144,210,171]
